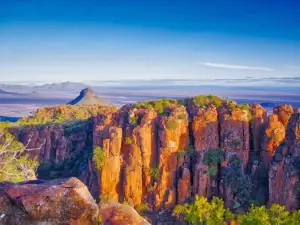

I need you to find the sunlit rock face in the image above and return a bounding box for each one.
[6,94,300,213]
[269,112,300,210]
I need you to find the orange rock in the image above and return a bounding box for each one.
[99,203,150,225]
[0,178,99,225]
[177,166,191,203]
[262,114,285,155]
[269,113,300,210]
[155,106,189,209]
[250,104,267,152]
[93,113,123,202]
[218,106,250,167]
[189,105,219,152]
[273,105,294,128]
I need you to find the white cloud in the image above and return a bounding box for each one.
[198,62,275,72]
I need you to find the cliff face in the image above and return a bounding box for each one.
[269,112,300,210]
[9,98,299,211]
[9,121,92,164]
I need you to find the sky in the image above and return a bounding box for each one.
[0,0,300,82]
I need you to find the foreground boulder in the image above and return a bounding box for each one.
[99,203,150,225]
[0,177,150,225]
[0,177,98,225]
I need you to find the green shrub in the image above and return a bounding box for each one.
[173,204,186,215]
[150,167,159,180]
[193,95,223,108]
[133,98,178,114]
[93,146,105,170]
[221,157,252,206]
[125,136,133,145]
[174,195,232,225]
[135,203,149,215]
[238,204,290,225]
[203,148,224,166]
[130,116,139,125]
[166,119,178,130]
[208,167,218,176]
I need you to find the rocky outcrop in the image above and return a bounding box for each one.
[9,121,92,164]
[218,106,250,167]
[99,203,150,225]
[0,178,149,225]
[188,104,219,152]
[273,105,294,128]
[250,104,267,153]
[0,178,99,225]
[269,112,300,210]
[5,97,300,212]
[93,112,122,202]
[262,114,286,155]
[186,103,219,199]
[120,107,158,206]
[155,106,189,209]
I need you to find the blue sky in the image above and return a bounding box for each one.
[0,0,299,82]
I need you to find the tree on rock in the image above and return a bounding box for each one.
[0,130,40,182]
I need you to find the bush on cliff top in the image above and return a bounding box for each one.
[228,103,253,121]
[17,104,115,125]
[192,95,223,108]
[133,98,179,114]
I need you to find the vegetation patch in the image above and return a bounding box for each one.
[192,95,223,108]
[203,148,224,166]
[135,203,150,215]
[93,146,105,170]
[129,115,139,125]
[221,157,252,206]
[203,148,224,177]
[150,167,159,180]
[0,131,39,182]
[133,98,179,115]
[228,103,253,121]
[173,195,232,224]
[125,136,133,145]
[17,104,115,126]
[166,118,178,130]
[173,196,300,225]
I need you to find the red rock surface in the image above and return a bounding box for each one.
[218,106,250,167]
[0,178,98,225]
[250,104,267,152]
[262,114,286,155]
[5,99,300,213]
[99,203,150,225]
[269,112,300,210]
[273,105,294,128]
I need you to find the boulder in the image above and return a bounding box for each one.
[0,177,98,225]
[99,203,150,225]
